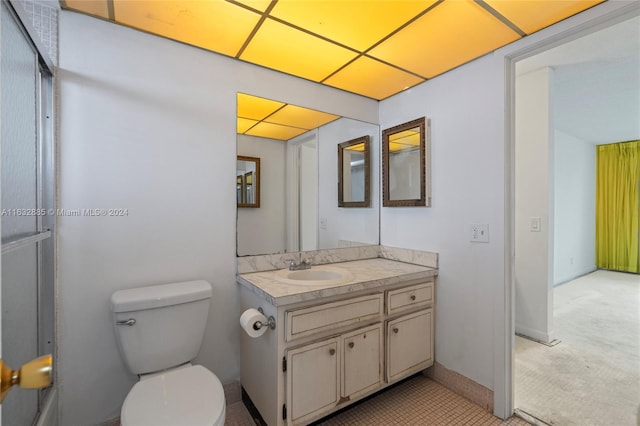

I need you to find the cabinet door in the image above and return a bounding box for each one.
[386,309,433,382]
[286,338,340,424]
[342,324,382,400]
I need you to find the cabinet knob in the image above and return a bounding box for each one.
[348,342,355,349]
[393,327,399,334]
[410,294,416,301]
[329,348,336,356]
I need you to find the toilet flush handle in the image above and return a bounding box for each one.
[116,318,136,326]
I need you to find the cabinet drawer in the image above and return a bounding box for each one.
[286,294,383,342]
[386,281,433,315]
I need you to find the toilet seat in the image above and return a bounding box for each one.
[121,365,225,426]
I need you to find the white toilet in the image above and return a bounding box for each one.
[111,280,226,426]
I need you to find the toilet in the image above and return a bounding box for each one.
[111,280,225,426]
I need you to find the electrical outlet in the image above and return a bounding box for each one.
[470,224,489,243]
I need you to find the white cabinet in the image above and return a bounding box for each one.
[286,338,340,424]
[239,276,436,426]
[386,309,433,382]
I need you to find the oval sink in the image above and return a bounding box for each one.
[275,266,354,286]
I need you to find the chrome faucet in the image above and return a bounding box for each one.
[289,258,311,271]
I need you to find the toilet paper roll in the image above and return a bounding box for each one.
[240,308,268,338]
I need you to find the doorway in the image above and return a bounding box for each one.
[511,12,640,425]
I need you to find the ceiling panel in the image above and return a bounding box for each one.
[245,121,308,140]
[63,0,110,19]
[270,0,438,51]
[237,117,259,134]
[485,0,605,35]
[239,18,359,82]
[237,93,284,121]
[113,0,262,57]
[368,0,520,78]
[265,105,339,129]
[232,0,274,14]
[324,56,425,99]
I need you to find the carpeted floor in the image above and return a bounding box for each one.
[515,270,640,426]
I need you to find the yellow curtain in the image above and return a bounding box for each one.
[596,140,640,273]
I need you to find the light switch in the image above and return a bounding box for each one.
[320,218,327,230]
[530,217,541,232]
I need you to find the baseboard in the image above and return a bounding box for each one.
[553,267,597,287]
[515,324,554,344]
[425,362,493,412]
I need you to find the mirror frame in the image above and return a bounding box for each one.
[338,135,370,208]
[237,155,260,208]
[382,117,429,207]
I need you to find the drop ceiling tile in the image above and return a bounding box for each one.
[238,117,259,134]
[368,0,521,78]
[485,0,605,35]
[237,93,285,121]
[266,105,339,129]
[64,0,110,19]
[246,121,308,140]
[270,0,438,51]
[113,0,262,57]
[240,18,359,82]
[324,56,425,100]
[232,0,274,13]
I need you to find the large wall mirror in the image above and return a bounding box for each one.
[382,117,430,207]
[237,156,260,208]
[236,93,380,256]
[338,136,370,208]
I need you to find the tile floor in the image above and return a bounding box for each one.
[225,374,530,425]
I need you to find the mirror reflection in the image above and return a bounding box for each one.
[382,117,429,207]
[338,136,370,207]
[237,93,380,256]
[237,156,260,208]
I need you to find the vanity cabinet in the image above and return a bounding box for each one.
[238,263,436,426]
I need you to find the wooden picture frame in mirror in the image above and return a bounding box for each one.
[382,117,430,207]
[237,155,260,208]
[338,135,370,208]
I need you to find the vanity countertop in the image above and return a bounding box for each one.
[237,257,438,306]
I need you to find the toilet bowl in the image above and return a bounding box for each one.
[111,280,225,426]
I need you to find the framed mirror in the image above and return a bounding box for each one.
[382,117,429,207]
[338,135,370,208]
[237,156,260,208]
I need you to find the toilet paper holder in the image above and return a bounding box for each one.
[254,307,276,331]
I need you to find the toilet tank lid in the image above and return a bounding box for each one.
[111,280,212,313]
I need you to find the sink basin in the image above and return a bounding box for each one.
[275,265,354,286]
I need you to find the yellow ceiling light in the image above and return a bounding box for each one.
[238,117,259,134]
[266,105,339,129]
[113,0,262,57]
[237,93,285,121]
[245,121,308,140]
[485,0,605,35]
[63,0,110,19]
[270,0,438,51]
[239,18,359,82]
[368,0,520,78]
[324,56,424,100]
[232,0,275,14]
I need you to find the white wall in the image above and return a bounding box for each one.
[57,12,377,426]
[514,68,554,343]
[318,117,380,249]
[379,53,506,394]
[237,134,286,256]
[553,130,596,284]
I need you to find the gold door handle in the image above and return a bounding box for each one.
[0,354,52,403]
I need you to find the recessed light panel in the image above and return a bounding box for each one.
[237,93,285,121]
[238,117,259,134]
[369,0,520,78]
[266,105,339,130]
[270,0,437,51]
[245,121,308,140]
[64,0,110,19]
[232,0,275,14]
[485,0,605,35]
[240,18,359,82]
[324,56,425,100]
[113,0,262,57]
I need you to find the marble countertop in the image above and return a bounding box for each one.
[237,257,438,306]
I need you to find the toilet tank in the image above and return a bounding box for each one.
[111,280,212,375]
